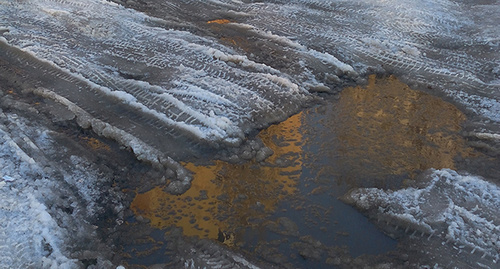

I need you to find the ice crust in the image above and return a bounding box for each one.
[343,169,500,264]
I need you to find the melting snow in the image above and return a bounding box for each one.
[343,169,500,264]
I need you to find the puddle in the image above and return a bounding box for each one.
[131,112,303,246]
[126,75,477,267]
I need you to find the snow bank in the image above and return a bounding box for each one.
[342,169,500,264]
[0,97,125,267]
[241,0,500,126]
[443,88,500,123]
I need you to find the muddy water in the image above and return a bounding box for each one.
[126,75,477,268]
[308,75,475,188]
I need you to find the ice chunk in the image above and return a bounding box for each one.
[306,49,356,75]
[2,175,15,182]
[401,45,421,57]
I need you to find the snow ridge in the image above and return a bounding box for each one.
[343,169,500,265]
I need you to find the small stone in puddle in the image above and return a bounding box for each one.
[291,235,324,261]
[195,190,208,200]
[277,217,299,236]
[265,217,299,236]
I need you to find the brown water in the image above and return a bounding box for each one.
[127,75,477,267]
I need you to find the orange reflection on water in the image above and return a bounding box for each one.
[207,19,231,24]
[131,113,303,245]
[321,75,474,182]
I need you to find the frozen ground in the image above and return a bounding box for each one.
[0,0,499,268]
